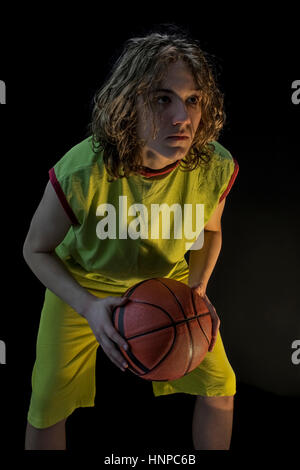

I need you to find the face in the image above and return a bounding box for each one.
[136,59,202,169]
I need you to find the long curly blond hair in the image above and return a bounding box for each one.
[87,26,225,181]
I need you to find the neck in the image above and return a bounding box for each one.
[137,159,181,178]
[141,148,180,170]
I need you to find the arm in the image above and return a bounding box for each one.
[23,180,96,316]
[188,197,225,291]
[23,180,130,371]
[188,198,226,351]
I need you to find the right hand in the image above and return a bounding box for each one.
[82,295,130,372]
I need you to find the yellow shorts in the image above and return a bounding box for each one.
[27,287,236,429]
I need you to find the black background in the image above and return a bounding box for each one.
[0,4,299,458]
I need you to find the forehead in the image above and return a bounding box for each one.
[159,59,199,91]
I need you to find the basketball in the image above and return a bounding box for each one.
[112,277,212,381]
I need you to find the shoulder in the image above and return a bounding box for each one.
[209,141,239,201]
[210,141,235,167]
[209,141,239,179]
[52,136,105,181]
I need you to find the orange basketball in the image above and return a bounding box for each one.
[112,277,212,381]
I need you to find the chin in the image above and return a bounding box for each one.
[167,149,188,161]
[145,144,188,166]
[163,144,188,158]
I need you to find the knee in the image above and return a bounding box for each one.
[196,395,234,410]
[27,417,67,431]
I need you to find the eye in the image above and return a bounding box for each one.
[156,95,171,104]
[187,96,200,106]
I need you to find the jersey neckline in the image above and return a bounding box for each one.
[136,159,181,178]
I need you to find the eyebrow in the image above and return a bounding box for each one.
[153,88,201,94]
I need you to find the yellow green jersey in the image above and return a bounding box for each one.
[49,136,239,295]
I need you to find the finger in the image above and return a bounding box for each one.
[105,323,129,351]
[118,296,130,306]
[208,334,217,352]
[109,296,130,319]
[203,297,219,352]
[203,296,219,323]
[104,323,130,362]
[107,295,130,307]
[203,294,214,309]
[211,313,220,337]
[100,334,129,371]
[208,315,220,352]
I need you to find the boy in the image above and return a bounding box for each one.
[23,27,239,450]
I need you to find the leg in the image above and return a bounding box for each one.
[25,418,67,450]
[192,395,234,450]
[152,330,236,449]
[26,288,99,450]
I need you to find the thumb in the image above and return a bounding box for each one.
[109,295,130,306]
[109,296,130,316]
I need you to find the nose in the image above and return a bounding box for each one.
[171,101,191,126]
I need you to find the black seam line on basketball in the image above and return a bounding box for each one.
[126,327,178,377]
[124,278,156,297]
[118,297,178,375]
[118,282,159,374]
[155,279,194,375]
[120,289,209,375]
[117,279,156,338]
[120,309,208,375]
[118,297,210,336]
[118,314,209,378]
[190,291,210,346]
[121,299,179,331]
[118,279,208,376]
[117,303,146,375]
[125,312,210,341]
[124,349,150,374]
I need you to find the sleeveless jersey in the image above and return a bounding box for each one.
[49,136,239,295]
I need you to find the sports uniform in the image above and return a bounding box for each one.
[27,136,239,428]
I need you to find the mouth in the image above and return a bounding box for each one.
[166,135,189,141]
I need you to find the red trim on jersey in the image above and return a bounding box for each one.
[49,167,80,225]
[137,159,181,177]
[219,158,239,202]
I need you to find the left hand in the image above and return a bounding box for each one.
[191,281,220,352]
